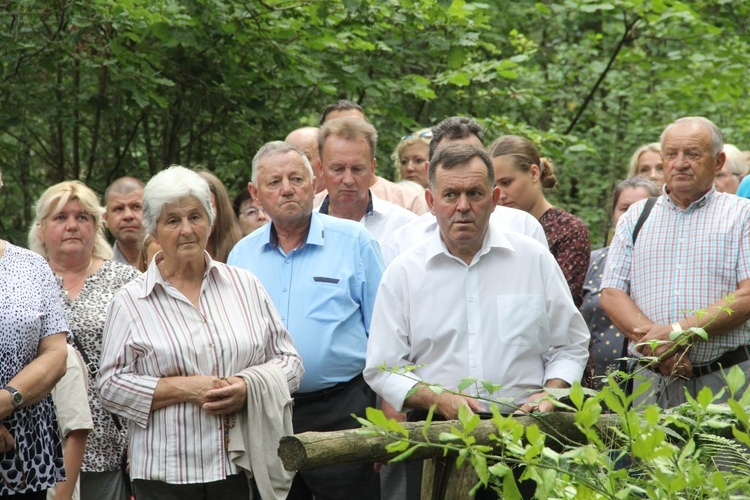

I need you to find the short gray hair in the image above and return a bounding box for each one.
[251,141,313,185]
[660,116,723,158]
[142,165,215,235]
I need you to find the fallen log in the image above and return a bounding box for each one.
[278,412,621,471]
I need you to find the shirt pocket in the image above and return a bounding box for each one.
[304,278,356,323]
[703,233,736,277]
[496,294,546,346]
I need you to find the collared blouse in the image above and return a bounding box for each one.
[98,253,303,484]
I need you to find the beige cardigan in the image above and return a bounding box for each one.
[228,363,295,500]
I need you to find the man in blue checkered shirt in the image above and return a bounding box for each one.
[601,116,750,408]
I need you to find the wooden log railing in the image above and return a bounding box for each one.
[277,412,621,471]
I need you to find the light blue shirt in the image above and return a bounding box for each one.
[228,212,385,392]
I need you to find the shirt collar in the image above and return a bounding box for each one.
[139,250,227,298]
[424,222,515,267]
[663,184,715,212]
[318,190,374,218]
[265,212,325,251]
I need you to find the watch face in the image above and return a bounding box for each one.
[11,392,22,406]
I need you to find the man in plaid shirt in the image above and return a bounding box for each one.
[601,116,750,408]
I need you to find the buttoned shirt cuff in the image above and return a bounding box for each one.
[542,359,585,388]
[382,374,423,413]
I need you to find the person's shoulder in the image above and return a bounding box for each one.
[318,212,375,239]
[713,191,750,210]
[548,207,587,227]
[372,176,425,203]
[384,238,428,275]
[4,243,55,278]
[212,260,260,286]
[501,229,550,255]
[231,227,267,254]
[103,259,142,279]
[493,205,537,222]
[372,195,417,220]
[6,242,45,263]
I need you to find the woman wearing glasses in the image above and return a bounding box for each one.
[0,170,69,499]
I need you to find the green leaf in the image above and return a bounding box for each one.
[457,377,477,392]
[439,432,462,442]
[447,72,471,86]
[689,327,708,341]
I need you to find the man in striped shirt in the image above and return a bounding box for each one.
[601,116,750,408]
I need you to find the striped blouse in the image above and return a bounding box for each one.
[97,253,303,484]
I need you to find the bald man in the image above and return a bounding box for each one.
[286,127,325,194]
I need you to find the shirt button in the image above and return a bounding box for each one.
[471,362,478,367]
[209,343,215,348]
[285,259,290,264]
[468,297,474,302]
[283,287,288,292]
[469,330,476,335]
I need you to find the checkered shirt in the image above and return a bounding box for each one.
[602,187,750,364]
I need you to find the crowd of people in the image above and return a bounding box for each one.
[2,103,750,500]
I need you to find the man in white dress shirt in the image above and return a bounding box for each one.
[365,143,589,418]
[315,118,417,242]
[380,116,547,265]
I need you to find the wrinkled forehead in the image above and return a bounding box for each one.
[662,122,712,151]
[258,151,311,178]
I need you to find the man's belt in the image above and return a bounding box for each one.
[293,374,363,405]
[692,345,750,378]
[637,345,750,378]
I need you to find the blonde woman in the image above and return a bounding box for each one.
[392,128,432,188]
[29,180,140,500]
[627,142,663,184]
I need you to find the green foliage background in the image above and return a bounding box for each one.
[1,0,749,246]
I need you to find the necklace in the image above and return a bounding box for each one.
[61,258,93,296]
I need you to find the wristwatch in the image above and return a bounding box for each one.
[3,386,23,410]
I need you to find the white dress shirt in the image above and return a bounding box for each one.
[98,253,304,484]
[364,226,589,412]
[362,194,418,243]
[380,205,548,265]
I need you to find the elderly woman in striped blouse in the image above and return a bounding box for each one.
[98,166,304,500]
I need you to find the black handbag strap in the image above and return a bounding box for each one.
[617,196,658,372]
[71,336,124,432]
[632,196,657,245]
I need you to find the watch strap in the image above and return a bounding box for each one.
[3,385,23,409]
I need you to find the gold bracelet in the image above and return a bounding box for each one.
[671,322,682,332]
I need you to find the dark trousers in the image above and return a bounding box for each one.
[287,375,380,500]
[131,474,250,500]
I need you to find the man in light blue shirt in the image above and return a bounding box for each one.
[228,141,384,500]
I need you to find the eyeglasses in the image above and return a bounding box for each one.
[240,207,266,218]
[0,446,27,492]
[401,131,433,141]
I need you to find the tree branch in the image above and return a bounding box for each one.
[564,14,641,135]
